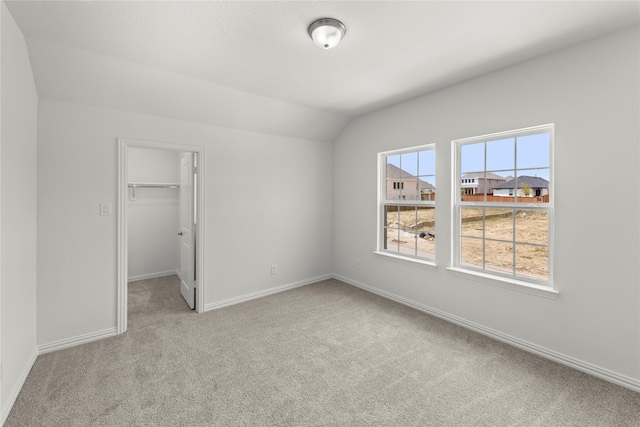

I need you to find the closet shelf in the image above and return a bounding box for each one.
[127,182,180,201]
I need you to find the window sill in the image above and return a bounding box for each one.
[446,267,559,299]
[374,251,438,270]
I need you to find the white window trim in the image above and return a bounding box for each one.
[446,267,558,299]
[451,124,555,295]
[374,251,438,269]
[377,143,437,266]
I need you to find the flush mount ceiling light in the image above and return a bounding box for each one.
[308,18,346,49]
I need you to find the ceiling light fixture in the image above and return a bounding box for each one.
[308,18,346,50]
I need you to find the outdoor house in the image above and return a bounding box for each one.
[386,164,435,201]
[493,175,550,198]
[460,172,507,195]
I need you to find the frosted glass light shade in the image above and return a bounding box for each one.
[308,18,346,49]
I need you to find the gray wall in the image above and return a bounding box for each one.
[1,2,38,420]
[333,27,640,383]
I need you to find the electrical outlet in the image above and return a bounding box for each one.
[271,264,278,274]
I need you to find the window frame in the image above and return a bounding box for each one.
[376,143,437,266]
[450,124,556,296]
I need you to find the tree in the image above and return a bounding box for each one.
[521,182,532,197]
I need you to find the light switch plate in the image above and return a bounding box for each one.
[100,203,112,216]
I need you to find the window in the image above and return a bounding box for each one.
[452,124,553,288]
[378,144,436,262]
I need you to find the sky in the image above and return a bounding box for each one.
[460,132,550,181]
[386,131,551,184]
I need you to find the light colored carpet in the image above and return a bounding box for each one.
[6,276,640,426]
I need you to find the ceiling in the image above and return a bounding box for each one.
[5,1,640,133]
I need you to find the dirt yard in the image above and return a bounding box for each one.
[385,207,548,280]
[385,207,435,258]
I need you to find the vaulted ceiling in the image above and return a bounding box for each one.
[5,1,639,141]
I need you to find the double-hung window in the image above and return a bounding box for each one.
[378,144,436,263]
[452,124,554,289]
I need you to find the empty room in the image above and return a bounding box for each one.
[2,1,639,425]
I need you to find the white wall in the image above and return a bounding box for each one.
[127,147,180,280]
[1,2,38,421]
[333,27,640,385]
[37,98,334,347]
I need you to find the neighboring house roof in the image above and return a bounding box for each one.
[461,172,507,181]
[387,164,415,179]
[386,164,435,189]
[493,175,549,189]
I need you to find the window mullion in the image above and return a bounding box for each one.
[414,207,418,257]
[514,136,518,203]
[512,208,516,276]
[482,208,486,271]
[398,155,403,200]
[483,142,487,203]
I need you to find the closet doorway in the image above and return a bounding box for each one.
[117,138,205,334]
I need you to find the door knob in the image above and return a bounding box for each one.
[178,232,183,236]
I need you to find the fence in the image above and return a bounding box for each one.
[386,193,548,208]
[462,194,549,203]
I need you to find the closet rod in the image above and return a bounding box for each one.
[127,182,180,189]
[127,182,180,201]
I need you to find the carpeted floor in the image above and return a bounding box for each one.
[6,276,640,426]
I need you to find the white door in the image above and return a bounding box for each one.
[179,153,196,309]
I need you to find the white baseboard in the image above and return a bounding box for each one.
[2,345,38,426]
[334,274,640,393]
[128,269,179,282]
[38,328,118,355]
[204,274,333,312]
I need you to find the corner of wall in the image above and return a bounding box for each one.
[1,1,39,422]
